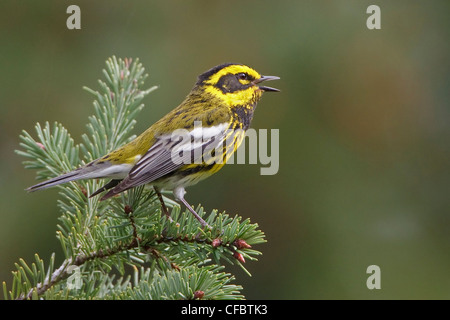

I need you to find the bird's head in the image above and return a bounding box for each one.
[196,63,280,108]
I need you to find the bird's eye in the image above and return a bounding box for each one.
[237,73,248,80]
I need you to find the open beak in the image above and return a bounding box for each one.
[254,75,280,92]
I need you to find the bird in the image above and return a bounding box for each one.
[27,63,280,228]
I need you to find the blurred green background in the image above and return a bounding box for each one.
[1,0,449,299]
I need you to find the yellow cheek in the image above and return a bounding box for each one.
[204,86,258,106]
[238,79,251,86]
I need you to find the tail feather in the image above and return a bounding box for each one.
[26,168,86,192]
[99,183,127,201]
[99,177,135,201]
[27,159,134,195]
[89,179,121,198]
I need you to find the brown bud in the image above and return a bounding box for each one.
[211,238,222,248]
[124,205,133,214]
[124,57,132,69]
[193,290,204,300]
[171,263,180,271]
[233,251,245,264]
[233,239,252,249]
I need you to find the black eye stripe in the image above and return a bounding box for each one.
[215,73,252,93]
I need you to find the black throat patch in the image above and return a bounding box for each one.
[232,105,255,130]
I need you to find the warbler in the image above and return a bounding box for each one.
[27,63,280,227]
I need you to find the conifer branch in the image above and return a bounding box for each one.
[4,56,266,300]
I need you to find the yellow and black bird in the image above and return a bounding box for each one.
[27,63,280,227]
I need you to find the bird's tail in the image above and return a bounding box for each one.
[26,160,130,195]
[26,159,113,192]
[26,167,93,192]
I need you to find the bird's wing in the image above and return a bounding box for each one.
[100,122,232,200]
